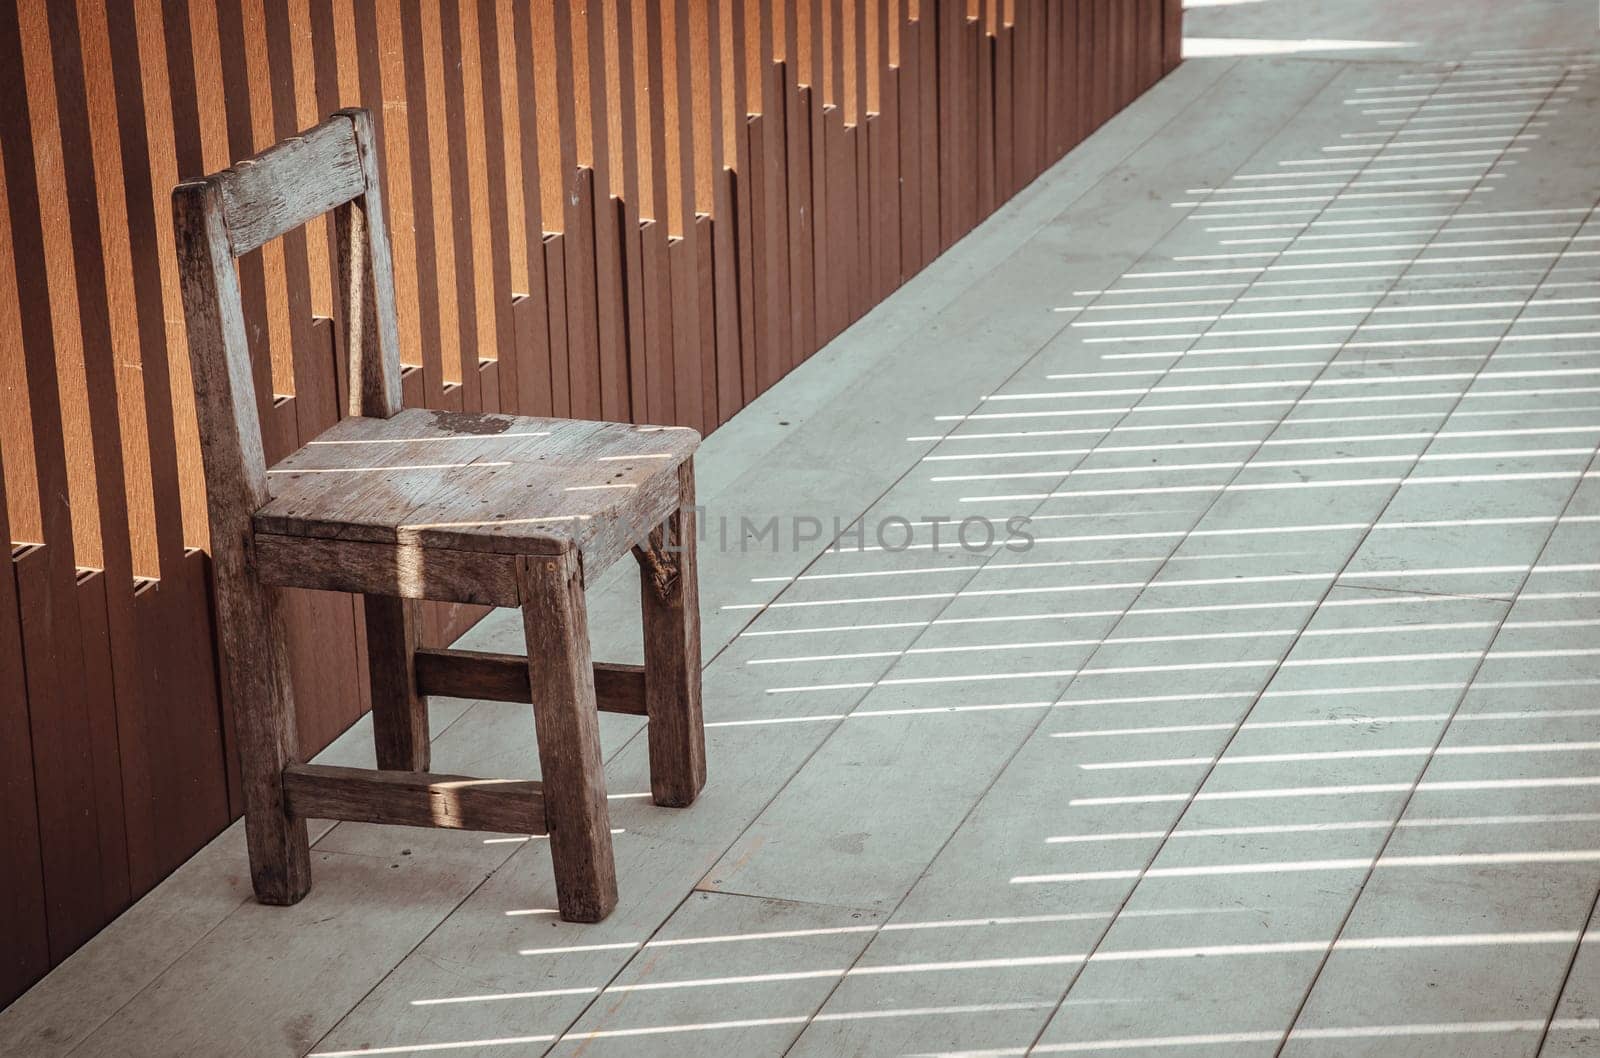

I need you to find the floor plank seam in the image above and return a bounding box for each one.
[52,894,256,1058]
[1534,882,1600,1056]
[682,887,883,917]
[302,868,502,1058]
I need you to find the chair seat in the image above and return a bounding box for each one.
[254,408,699,569]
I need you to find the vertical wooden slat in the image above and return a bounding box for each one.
[551,0,601,419]
[301,0,338,328]
[662,0,706,431]
[1106,0,1123,115]
[1082,0,1100,132]
[111,0,203,581]
[750,0,789,393]
[543,231,573,417]
[726,0,758,403]
[871,0,900,294]
[1131,2,1145,98]
[417,0,468,407]
[897,7,921,278]
[834,0,851,325]
[692,0,742,425]
[916,0,938,263]
[602,1,640,420]
[611,0,650,422]
[473,1,515,407]
[637,0,676,423]
[782,0,815,370]
[959,3,979,236]
[262,2,331,433]
[582,0,631,422]
[1044,0,1063,157]
[1015,0,1039,184]
[976,7,995,217]
[935,0,957,247]
[1142,0,1162,90]
[371,3,422,397]
[506,0,552,417]
[803,0,830,344]
[693,213,719,430]
[71,571,130,916]
[993,5,1012,197]
[137,0,207,552]
[1164,0,1183,74]
[390,0,448,407]
[851,0,872,315]
[1056,0,1081,150]
[1097,0,1114,129]
[212,1,287,457]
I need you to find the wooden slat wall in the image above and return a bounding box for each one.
[0,0,1181,1008]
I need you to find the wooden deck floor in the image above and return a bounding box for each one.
[6,10,1600,1057]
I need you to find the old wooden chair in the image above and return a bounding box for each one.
[172,109,704,923]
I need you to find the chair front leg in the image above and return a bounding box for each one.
[633,458,706,808]
[517,550,618,922]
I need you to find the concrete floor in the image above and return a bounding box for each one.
[5,5,1600,1057]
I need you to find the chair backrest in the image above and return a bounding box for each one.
[172,108,402,527]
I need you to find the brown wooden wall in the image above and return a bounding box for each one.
[0,0,1180,1009]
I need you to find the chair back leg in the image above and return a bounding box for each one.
[364,595,430,771]
[635,459,706,808]
[218,574,312,904]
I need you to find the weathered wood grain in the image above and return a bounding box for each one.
[283,763,545,834]
[634,458,706,807]
[414,647,648,716]
[255,533,522,607]
[364,595,429,772]
[517,550,618,923]
[332,107,403,419]
[213,115,364,257]
[172,176,311,906]
[253,408,697,569]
